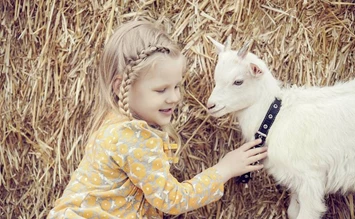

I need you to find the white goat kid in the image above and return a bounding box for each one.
[206,37,355,219]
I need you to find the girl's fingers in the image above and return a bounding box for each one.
[247,145,267,157]
[241,139,262,151]
[248,151,268,164]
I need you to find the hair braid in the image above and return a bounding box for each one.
[117,64,133,118]
[117,45,170,119]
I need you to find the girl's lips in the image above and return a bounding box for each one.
[159,108,173,115]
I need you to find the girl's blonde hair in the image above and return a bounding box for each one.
[90,20,184,153]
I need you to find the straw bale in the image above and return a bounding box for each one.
[0,0,354,218]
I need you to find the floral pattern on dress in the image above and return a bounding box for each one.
[47,113,224,219]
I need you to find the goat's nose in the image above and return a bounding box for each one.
[207,103,216,110]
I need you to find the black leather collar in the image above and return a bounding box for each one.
[237,98,282,184]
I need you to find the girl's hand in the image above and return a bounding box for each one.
[213,139,267,183]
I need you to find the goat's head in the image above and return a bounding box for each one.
[206,37,267,117]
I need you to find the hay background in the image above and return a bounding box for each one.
[1,0,354,218]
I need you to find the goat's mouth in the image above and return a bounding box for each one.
[208,106,226,117]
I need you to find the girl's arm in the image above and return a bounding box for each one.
[112,121,266,215]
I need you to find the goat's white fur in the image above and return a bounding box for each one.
[207,38,355,219]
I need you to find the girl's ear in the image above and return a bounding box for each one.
[112,76,122,96]
[250,63,263,77]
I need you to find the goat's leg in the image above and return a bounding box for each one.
[295,180,327,219]
[287,192,300,219]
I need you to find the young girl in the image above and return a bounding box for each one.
[48,20,267,219]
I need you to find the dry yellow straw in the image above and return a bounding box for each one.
[0,0,354,218]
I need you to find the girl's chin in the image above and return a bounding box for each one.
[157,117,173,127]
[147,118,172,128]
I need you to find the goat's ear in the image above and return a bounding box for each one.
[237,41,251,59]
[250,63,263,77]
[224,34,232,51]
[207,36,225,54]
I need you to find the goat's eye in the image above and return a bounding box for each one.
[233,80,243,86]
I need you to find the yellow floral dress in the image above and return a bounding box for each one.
[48,113,224,219]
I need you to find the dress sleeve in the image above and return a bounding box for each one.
[110,121,224,215]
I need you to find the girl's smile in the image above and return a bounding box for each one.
[159,108,174,115]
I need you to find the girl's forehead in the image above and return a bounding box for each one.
[139,56,184,82]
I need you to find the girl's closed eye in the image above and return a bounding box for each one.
[155,88,166,93]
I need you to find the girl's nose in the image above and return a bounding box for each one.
[167,89,181,103]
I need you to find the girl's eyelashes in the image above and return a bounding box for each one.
[156,88,166,93]
[155,84,181,93]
